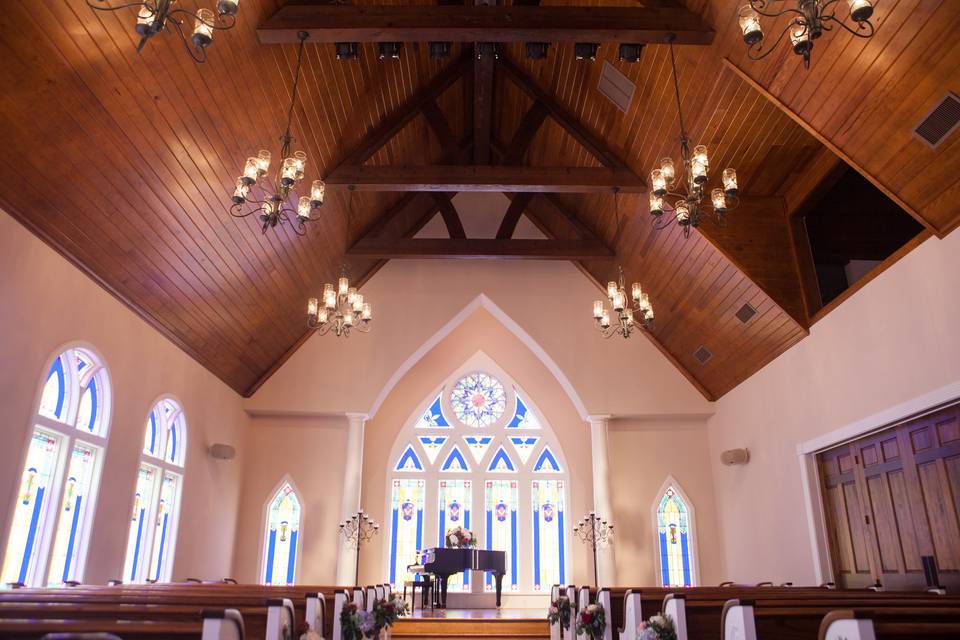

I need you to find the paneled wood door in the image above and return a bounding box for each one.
[817,403,960,590]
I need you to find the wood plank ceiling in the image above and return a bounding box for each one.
[0,0,956,400]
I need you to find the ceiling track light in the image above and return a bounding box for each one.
[618,43,644,63]
[378,42,402,60]
[86,0,239,63]
[574,43,599,61]
[525,42,549,60]
[335,42,358,60]
[476,42,500,59]
[429,42,452,59]
[738,0,876,69]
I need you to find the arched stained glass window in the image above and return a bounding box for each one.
[262,482,302,585]
[386,365,568,595]
[655,481,697,588]
[1,346,111,587]
[123,397,186,583]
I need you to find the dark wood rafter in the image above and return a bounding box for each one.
[325,165,647,193]
[496,193,534,239]
[347,238,614,260]
[257,5,716,45]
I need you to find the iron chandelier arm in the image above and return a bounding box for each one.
[167,8,237,31]
[275,209,308,237]
[166,15,209,63]
[746,18,803,62]
[746,0,806,19]
[85,0,152,12]
[823,14,876,38]
[229,200,266,218]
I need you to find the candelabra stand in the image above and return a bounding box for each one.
[338,511,380,587]
[573,512,614,588]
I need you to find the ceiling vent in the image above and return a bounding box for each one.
[914,92,960,148]
[735,302,757,324]
[693,345,712,364]
[597,61,635,113]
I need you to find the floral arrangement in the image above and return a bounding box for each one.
[576,603,606,640]
[297,621,321,640]
[373,595,409,631]
[547,594,572,632]
[636,613,677,640]
[445,525,477,548]
[339,602,376,640]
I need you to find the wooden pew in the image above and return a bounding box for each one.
[0,606,244,640]
[820,609,960,639]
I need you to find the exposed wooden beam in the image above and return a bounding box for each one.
[326,165,647,192]
[496,192,534,239]
[435,195,467,239]
[258,5,715,44]
[502,101,549,165]
[721,57,937,236]
[347,238,615,260]
[473,45,495,164]
[333,53,470,169]
[498,55,636,175]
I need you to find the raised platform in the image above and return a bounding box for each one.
[394,609,549,639]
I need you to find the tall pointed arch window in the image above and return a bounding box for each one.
[262,481,302,585]
[654,480,698,588]
[386,364,569,594]
[1,346,112,587]
[122,398,186,583]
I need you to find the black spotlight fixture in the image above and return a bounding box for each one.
[574,42,599,61]
[428,41,452,59]
[618,43,644,63]
[476,42,500,59]
[378,42,402,59]
[335,42,358,60]
[525,42,549,60]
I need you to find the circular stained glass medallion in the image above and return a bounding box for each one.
[449,372,506,428]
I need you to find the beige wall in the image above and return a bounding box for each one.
[609,418,722,587]
[232,416,347,584]
[0,210,248,584]
[707,230,960,585]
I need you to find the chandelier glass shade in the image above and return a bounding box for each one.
[86,0,239,63]
[230,31,325,236]
[650,36,740,238]
[306,270,372,338]
[592,267,653,339]
[738,1,876,69]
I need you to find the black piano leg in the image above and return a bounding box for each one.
[494,572,504,608]
[440,575,449,608]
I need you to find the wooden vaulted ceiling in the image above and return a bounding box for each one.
[0,0,957,400]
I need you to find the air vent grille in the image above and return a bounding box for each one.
[693,345,712,364]
[914,93,960,148]
[597,61,635,113]
[735,302,757,324]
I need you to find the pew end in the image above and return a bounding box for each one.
[202,608,245,640]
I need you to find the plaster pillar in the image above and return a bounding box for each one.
[588,414,617,587]
[336,413,367,585]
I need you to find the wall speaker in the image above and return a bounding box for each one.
[720,448,750,466]
[209,443,236,460]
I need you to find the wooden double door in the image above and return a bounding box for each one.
[818,403,960,590]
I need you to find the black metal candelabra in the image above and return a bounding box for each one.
[573,512,614,588]
[339,511,380,587]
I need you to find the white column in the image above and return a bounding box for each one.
[588,414,617,587]
[336,413,367,585]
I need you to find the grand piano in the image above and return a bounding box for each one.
[408,547,506,607]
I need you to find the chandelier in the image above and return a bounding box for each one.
[649,35,740,238]
[86,0,238,63]
[230,32,325,236]
[307,269,372,338]
[592,267,653,339]
[738,1,876,69]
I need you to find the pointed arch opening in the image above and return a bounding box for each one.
[261,477,303,585]
[651,476,699,588]
[384,351,570,595]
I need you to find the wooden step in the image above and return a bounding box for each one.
[392,617,549,638]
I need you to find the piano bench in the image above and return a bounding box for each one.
[403,577,434,612]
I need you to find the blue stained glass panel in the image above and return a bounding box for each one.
[533,446,561,473]
[388,479,424,587]
[507,394,541,429]
[657,486,693,587]
[414,395,451,428]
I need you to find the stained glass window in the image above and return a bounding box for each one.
[463,435,493,464]
[440,445,471,472]
[438,480,472,592]
[533,446,561,473]
[262,482,301,585]
[417,436,447,464]
[415,394,451,428]
[509,436,540,465]
[507,394,541,429]
[531,480,565,591]
[450,373,506,428]
[656,485,694,588]
[395,445,424,472]
[123,398,187,583]
[487,446,516,473]
[484,480,519,592]
[388,479,425,587]
[2,347,111,587]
